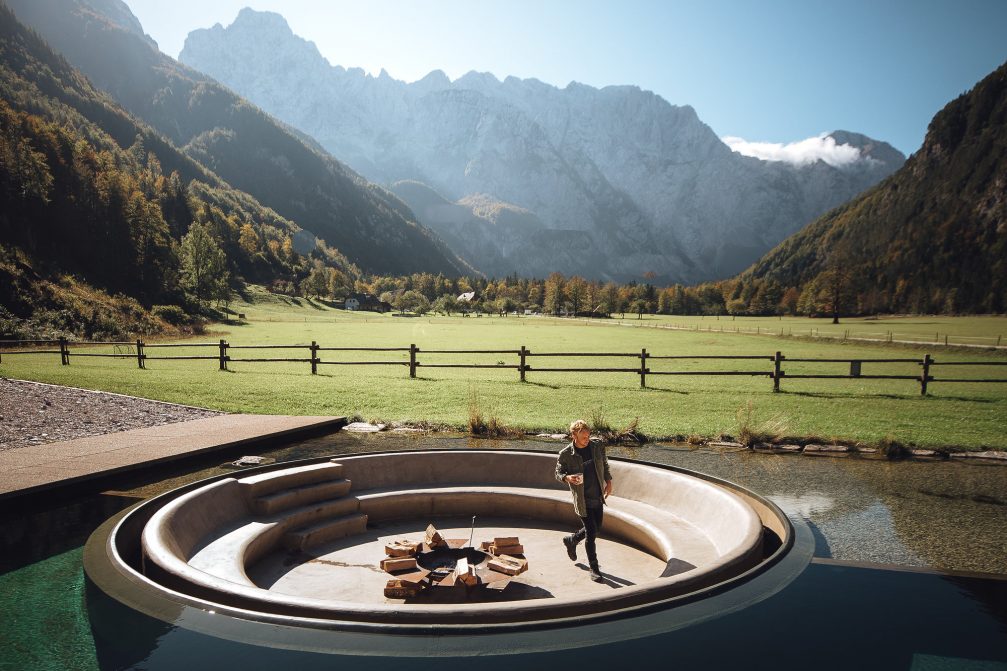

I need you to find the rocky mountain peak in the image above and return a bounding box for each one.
[80,0,157,50]
[826,130,906,166]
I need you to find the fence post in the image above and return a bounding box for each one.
[519,345,527,382]
[640,348,648,388]
[921,353,932,395]
[773,351,783,392]
[310,340,318,375]
[218,339,228,371]
[409,344,417,378]
[136,338,145,369]
[59,337,69,366]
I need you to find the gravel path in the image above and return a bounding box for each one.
[0,378,223,451]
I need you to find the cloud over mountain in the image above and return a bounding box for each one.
[722,133,876,168]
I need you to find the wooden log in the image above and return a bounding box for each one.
[488,554,528,576]
[380,557,418,572]
[425,524,446,547]
[384,539,422,557]
[493,536,520,547]
[456,558,479,587]
[384,578,424,598]
[490,544,525,556]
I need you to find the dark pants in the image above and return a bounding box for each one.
[571,504,604,568]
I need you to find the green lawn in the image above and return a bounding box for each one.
[3,288,1006,450]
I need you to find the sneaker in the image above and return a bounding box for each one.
[589,566,603,582]
[563,535,577,561]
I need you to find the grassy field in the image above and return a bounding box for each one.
[3,287,1006,450]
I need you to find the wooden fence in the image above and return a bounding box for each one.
[2,338,1006,395]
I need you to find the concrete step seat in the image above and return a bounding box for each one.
[238,460,344,499]
[145,458,362,589]
[251,478,352,516]
[186,496,363,586]
[349,484,720,568]
[282,512,369,551]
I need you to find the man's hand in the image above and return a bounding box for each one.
[603,479,613,499]
[565,474,583,485]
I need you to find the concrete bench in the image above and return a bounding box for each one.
[143,459,363,589]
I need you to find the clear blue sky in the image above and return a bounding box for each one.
[124,0,1007,156]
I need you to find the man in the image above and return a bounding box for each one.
[555,419,613,582]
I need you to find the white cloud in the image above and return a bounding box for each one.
[722,133,871,168]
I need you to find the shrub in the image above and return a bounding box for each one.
[151,304,190,326]
[736,400,788,447]
[878,435,912,460]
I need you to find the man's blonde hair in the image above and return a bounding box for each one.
[569,419,589,434]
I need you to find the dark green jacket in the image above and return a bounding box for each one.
[555,439,612,517]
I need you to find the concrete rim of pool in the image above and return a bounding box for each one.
[85,449,798,632]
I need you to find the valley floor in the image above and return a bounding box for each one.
[2,289,1005,450]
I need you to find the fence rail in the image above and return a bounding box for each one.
[2,338,1006,395]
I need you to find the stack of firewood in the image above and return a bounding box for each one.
[380,538,421,572]
[481,536,528,576]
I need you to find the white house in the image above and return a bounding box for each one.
[458,291,476,303]
[345,297,360,310]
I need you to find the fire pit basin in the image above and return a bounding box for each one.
[85,449,798,632]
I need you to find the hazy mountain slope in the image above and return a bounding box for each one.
[7,0,470,277]
[0,2,357,338]
[388,181,607,278]
[179,9,904,283]
[734,60,1007,315]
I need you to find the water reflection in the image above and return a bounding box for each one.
[766,492,836,517]
[620,444,1007,574]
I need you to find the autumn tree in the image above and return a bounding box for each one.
[566,276,587,315]
[544,272,565,315]
[179,221,229,308]
[238,223,259,255]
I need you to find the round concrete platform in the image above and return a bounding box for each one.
[86,449,796,633]
[251,517,668,604]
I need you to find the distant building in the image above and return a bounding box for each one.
[343,293,392,313]
[457,291,476,303]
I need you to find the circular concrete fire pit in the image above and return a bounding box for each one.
[86,450,796,632]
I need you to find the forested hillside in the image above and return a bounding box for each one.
[722,60,1007,317]
[0,3,354,338]
[6,0,469,277]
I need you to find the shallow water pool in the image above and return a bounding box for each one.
[1,433,1005,670]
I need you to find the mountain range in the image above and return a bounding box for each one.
[2,0,1001,331]
[179,8,905,283]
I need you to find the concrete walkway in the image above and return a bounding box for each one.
[0,414,345,500]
